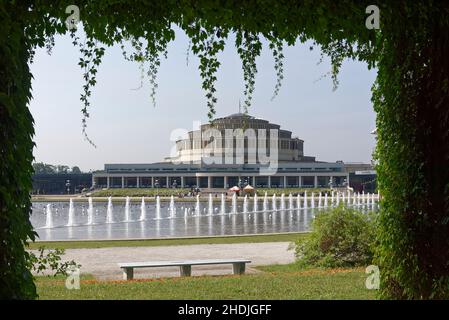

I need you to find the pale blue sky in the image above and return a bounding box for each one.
[29,29,377,172]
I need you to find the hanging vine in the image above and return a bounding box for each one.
[71,29,105,147]
[268,37,284,101]
[185,23,227,120]
[236,31,262,114]
[120,38,145,90]
[120,35,169,106]
[186,40,191,66]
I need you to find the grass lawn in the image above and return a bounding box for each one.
[28,232,306,250]
[36,264,375,300]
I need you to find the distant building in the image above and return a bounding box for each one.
[340,162,377,193]
[32,173,92,194]
[93,113,351,190]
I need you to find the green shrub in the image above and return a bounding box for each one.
[255,188,331,196]
[294,206,376,268]
[90,188,190,197]
[28,247,80,277]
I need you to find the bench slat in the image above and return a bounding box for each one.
[118,258,251,269]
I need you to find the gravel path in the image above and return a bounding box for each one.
[52,242,295,280]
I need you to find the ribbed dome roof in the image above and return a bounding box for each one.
[224,113,254,119]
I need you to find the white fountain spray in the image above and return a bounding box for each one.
[87,197,94,225]
[288,193,294,211]
[67,198,75,226]
[280,194,285,210]
[318,193,322,208]
[272,194,277,211]
[243,195,248,214]
[297,194,301,209]
[311,192,315,209]
[347,190,351,205]
[352,192,357,206]
[336,192,340,206]
[195,194,201,216]
[45,204,53,228]
[231,193,237,214]
[342,192,346,205]
[208,194,213,216]
[303,191,308,208]
[124,196,131,222]
[140,197,146,221]
[106,197,114,223]
[331,191,335,206]
[253,193,258,212]
[324,193,328,208]
[263,192,269,212]
[170,195,176,218]
[156,196,161,220]
[220,193,226,215]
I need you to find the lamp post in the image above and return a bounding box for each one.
[155,179,159,197]
[328,177,334,190]
[65,179,71,195]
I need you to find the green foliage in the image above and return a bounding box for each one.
[268,36,284,101]
[294,206,376,268]
[32,162,83,174]
[28,247,81,277]
[255,188,331,196]
[33,162,56,174]
[371,3,449,299]
[236,31,262,113]
[0,1,38,299]
[90,188,191,197]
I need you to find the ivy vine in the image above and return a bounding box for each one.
[185,23,227,120]
[268,37,284,101]
[236,31,262,114]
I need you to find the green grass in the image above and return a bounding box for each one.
[28,232,306,250]
[35,264,375,300]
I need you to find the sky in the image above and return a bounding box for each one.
[29,28,377,172]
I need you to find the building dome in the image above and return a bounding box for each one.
[166,113,316,164]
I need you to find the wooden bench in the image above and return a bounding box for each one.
[118,258,251,280]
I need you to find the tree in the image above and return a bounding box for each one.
[1,1,448,299]
[32,162,56,174]
[55,165,69,174]
[71,166,82,174]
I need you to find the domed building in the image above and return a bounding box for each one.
[93,113,349,190]
[166,113,316,164]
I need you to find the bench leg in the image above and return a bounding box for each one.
[180,265,192,277]
[123,268,134,280]
[232,263,246,275]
